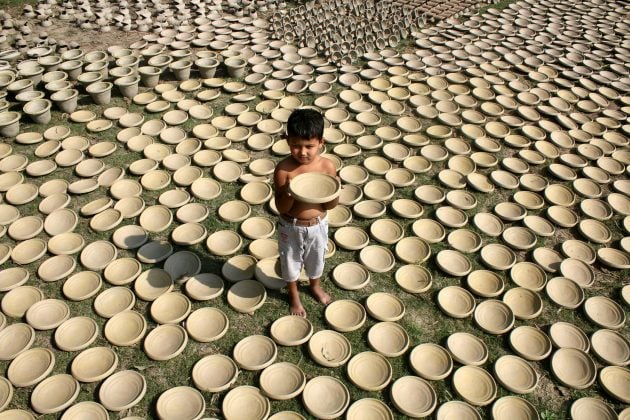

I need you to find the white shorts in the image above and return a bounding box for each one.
[278,216,328,282]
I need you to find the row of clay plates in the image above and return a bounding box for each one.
[1,0,630,417]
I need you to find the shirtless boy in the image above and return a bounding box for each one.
[273,108,339,317]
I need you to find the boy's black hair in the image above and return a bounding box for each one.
[286,108,324,140]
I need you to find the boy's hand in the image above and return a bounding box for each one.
[278,173,293,197]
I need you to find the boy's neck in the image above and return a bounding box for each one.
[291,154,321,167]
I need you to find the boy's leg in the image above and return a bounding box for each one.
[286,280,306,317]
[308,277,331,305]
[279,221,307,316]
[304,218,331,305]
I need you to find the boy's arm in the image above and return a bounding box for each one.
[273,165,294,215]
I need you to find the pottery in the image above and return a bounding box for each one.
[23,99,52,124]
[192,354,238,392]
[7,347,55,387]
[452,366,497,407]
[551,348,596,389]
[570,398,618,420]
[367,321,409,357]
[409,343,453,381]
[31,374,79,414]
[0,112,20,137]
[98,370,146,411]
[86,82,113,105]
[115,75,141,98]
[224,57,248,78]
[289,173,340,204]
[144,324,188,361]
[494,355,538,394]
[590,329,630,366]
[302,376,349,419]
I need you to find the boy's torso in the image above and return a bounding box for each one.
[278,156,330,220]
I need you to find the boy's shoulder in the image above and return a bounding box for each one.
[275,156,296,173]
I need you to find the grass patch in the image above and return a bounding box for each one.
[0,11,629,419]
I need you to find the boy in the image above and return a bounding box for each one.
[273,108,339,317]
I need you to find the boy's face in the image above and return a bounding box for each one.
[288,136,323,165]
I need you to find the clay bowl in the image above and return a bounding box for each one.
[259,362,306,400]
[409,343,453,381]
[452,366,497,406]
[324,299,366,332]
[98,370,146,411]
[308,330,352,368]
[301,376,349,419]
[509,326,552,361]
[192,354,238,393]
[474,299,515,335]
[551,348,596,389]
[493,355,538,394]
[30,374,79,414]
[367,322,409,357]
[446,332,488,366]
[390,376,437,417]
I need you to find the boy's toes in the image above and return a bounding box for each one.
[310,286,331,305]
[290,303,306,317]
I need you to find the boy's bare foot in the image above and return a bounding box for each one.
[290,297,306,317]
[287,281,306,317]
[309,283,331,305]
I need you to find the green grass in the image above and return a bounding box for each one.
[1,8,629,420]
[5,82,621,418]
